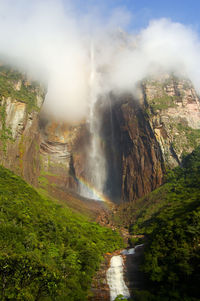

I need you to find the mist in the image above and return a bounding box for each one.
[0,0,200,122]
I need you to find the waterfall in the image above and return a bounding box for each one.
[106,255,130,301]
[106,245,144,300]
[79,42,106,200]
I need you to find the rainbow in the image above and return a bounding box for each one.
[77,176,112,204]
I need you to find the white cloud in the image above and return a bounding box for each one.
[0,1,199,122]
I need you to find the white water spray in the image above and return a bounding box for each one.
[79,43,106,200]
[106,245,144,300]
[121,244,144,255]
[106,255,130,301]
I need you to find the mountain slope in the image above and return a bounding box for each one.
[142,147,200,300]
[0,165,124,301]
[115,146,200,300]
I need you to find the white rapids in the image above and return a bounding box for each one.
[121,244,144,255]
[106,255,130,301]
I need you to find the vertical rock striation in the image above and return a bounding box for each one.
[110,94,165,202]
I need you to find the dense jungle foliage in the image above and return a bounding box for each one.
[122,146,200,301]
[141,147,200,300]
[0,165,124,300]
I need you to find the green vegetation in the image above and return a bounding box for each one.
[116,147,200,300]
[38,171,57,190]
[143,78,200,160]
[149,95,177,112]
[0,64,44,152]
[176,122,200,150]
[0,103,13,152]
[0,65,41,112]
[114,295,129,300]
[0,165,124,300]
[140,147,200,300]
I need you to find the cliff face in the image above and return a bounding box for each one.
[0,66,44,186]
[1,66,200,205]
[38,117,89,193]
[110,95,164,202]
[143,75,200,167]
[115,76,200,201]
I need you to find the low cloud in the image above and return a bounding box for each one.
[0,0,200,122]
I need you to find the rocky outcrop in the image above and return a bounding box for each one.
[142,75,200,168]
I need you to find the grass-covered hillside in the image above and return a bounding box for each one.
[115,146,200,300]
[0,165,124,301]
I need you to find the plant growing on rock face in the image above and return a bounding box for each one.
[149,95,177,113]
[114,295,129,301]
[0,65,41,113]
[0,104,14,153]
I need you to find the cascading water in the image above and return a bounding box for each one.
[106,245,144,300]
[106,255,130,301]
[79,43,106,200]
